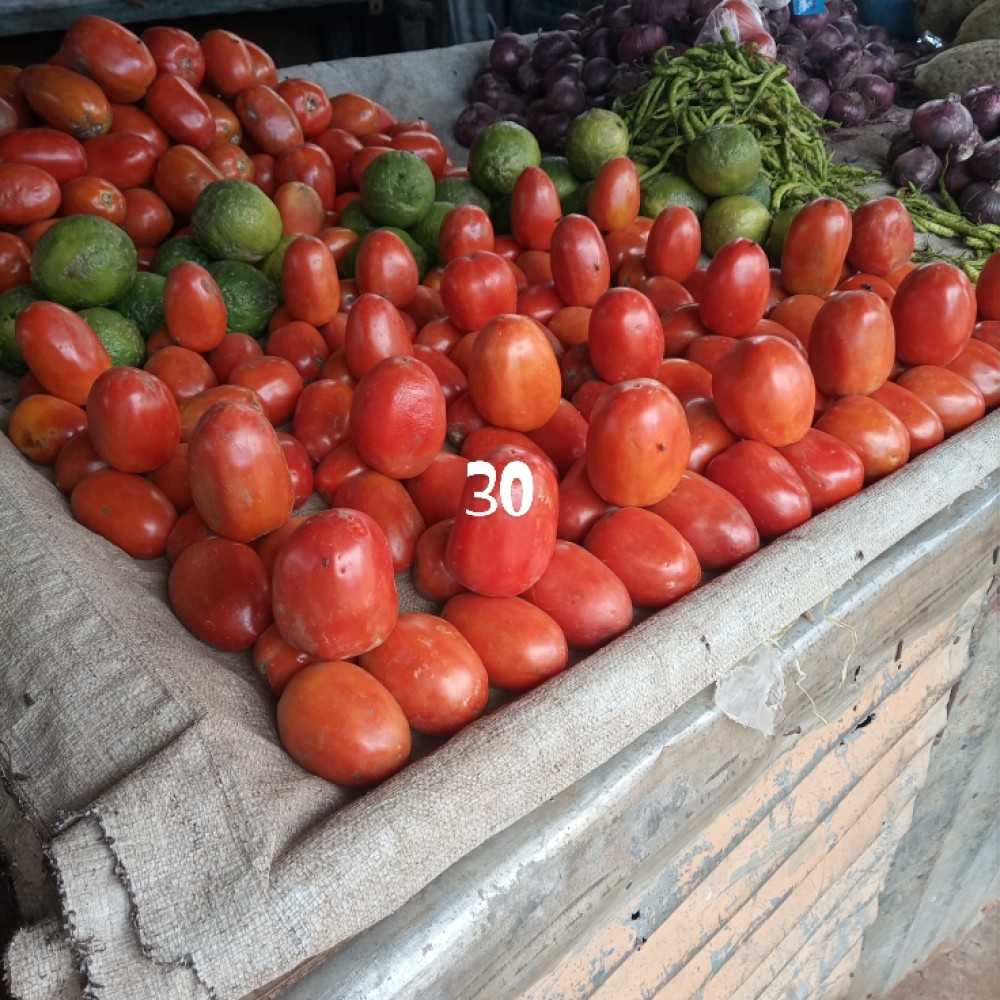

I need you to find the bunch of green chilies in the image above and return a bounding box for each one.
[615,37,999,279]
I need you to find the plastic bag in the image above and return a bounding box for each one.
[694,0,779,60]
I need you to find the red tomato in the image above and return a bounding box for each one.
[945,338,1000,409]
[587,286,665,384]
[15,300,111,404]
[712,334,816,447]
[61,15,156,104]
[584,506,701,610]
[411,520,467,603]
[656,357,713,406]
[164,504,216,563]
[154,144,223,218]
[867,380,944,456]
[144,74,215,150]
[892,262,977,367]
[445,444,559,597]
[359,613,488,737]
[586,378,690,507]
[200,29,254,99]
[6,393,87,465]
[780,196,853,296]
[644,205,701,283]
[290,377,353,463]
[313,439,368,504]
[523,540,633,652]
[146,441,193,512]
[178,384,259,442]
[767,293,824,352]
[639,275,694,316]
[550,214,610,308]
[274,142,337,211]
[0,67,31,129]
[253,623,316,697]
[894,365,986,436]
[266,319,330,384]
[141,25,205,86]
[272,180,324,235]
[459,426,552,467]
[0,128,87,184]
[281,234,341,325]
[145,343,219,404]
[71,468,177,558]
[390,129,447,177]
[587,156,640,232]
[246,39,278,86]
[467,312,561,432]
[403,451,469,525]
[276,79,333,137]
[510,165,561,251]
[442,592,568,692]
[547,304,591,350]
[0,232,30,293]
[0,163,60,227]
[235,85,304,157]
[684,396,738,473]
[411,342,467,405]
[440,250,518,333]
[276,431,314,509]
[333,469,426,574]
[648,469,760,571]
[18,64,111,140]
[354,229,418,308]
[705,440,813,539]
[122,187,173,248]
[439,204,494,262]
[699,238,770,336]
[58,174,125,224]
[277,660,410,786]
[86,366,181,473]
[343,292,413,379]
[207,333,263,383]
[168,537,271,651]
[53,429,106,493]
[272,507,398,659]
[523,397,588,477]
[163,261,227,353]
[777,427,865,513]
[977,249,1000,320]
[605,217,650,278]
[227,355,304,426]
[813,394,911,481]
[315,126,363,192]
[847,196,914,277]
[188,400,294,541]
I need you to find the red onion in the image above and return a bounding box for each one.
[962,85,1000,142]
[959,181,1000,225]
[516,60,545,96]
[689,0,719,19]
[944,156,978,199]
[582,55,616,95]
[543,55,584,91]
[559,12,587,31]
[891,145,943,191]
[826,89,868,126]
[531,31,574,72]
[469,70,511,105]
[823,42,863,89]
[631,0,690,32]
[970,138,1000,183]
[490,31,528,80]
[805,24,844,68]
[798,77,831,118]
[791,12,830,38]
[910,96,975,151]
[849,73,895,112]
[585,26,616,60]
[777,26,808,56]
[545,77,588,118]
[887,129,919,165]
[617,22,666,63]
[454,103,498,148]
[777,48,808,90]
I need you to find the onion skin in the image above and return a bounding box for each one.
[970,138,1000,183]
[910,97,975,152]
[960,182,1000,225]
[962,85,1000,142]
[798,77,831,118]
[826,90,868,126]
[890,145,943,192]
[849,73,895,112]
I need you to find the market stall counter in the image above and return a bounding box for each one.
[1,41,998,1000]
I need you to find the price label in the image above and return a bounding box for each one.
[465,460,534,517]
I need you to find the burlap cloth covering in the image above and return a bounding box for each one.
[1,41,999,1000]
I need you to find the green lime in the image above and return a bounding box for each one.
[79,306,146,368]
[701,195,772,256]
[539,155,581,203]
[408,202,454,267]
[564,109,630,182]
[30,215,137,308]
[0,285,42,376]
[745,173,773,210]
[468,120,542,197]
[765,203,805,265]
[112,271,166,340]
[490,194,513,237]
[190,179,284,263]
[686,123,762,197]
[206,259,279,338]
[639,173,710,219]
[360,149,436,229]
[337,197,379,236]
[338,239,361,280]
[434,177,492,214]
[151,234,214,277]
[261,235,297,286]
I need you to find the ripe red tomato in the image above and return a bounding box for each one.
[705,440,813,539]
[411,520,467,603]
[0,128,87,184]
[412,342,468,404]
[892,262,977,366]
[867,380,944,456]
[235,85,305,157]
[145,344,219,404]
[813,394,911,482]
[390,129,447,177]
[6,393,87,465]
[291,378,353,463]
[587,286,665,384]
[440,250,518,332]
[0,232,30,293]
[350,354,446,478]
[163,261,227,353]
[141,24,205,86]
[253,623,316,697]
[271,507,399,659]
[437,204,493,262]
[188,400,294,542]
[0,163,61,227]
[227,355,305,425]
[945,338,1000,409]
[656,357,713,406]
[767,293,824,351]
[18,64,112,140]
[267,320,330,384]
[780,196,853,296]
[712,335,816,447]
[587,156,640,232]
[354,229,418,309]
[523,397,588,477]
[847,196,914,277]
[550,214,610,308]
[207,334,263,384]
[61,15,156,104]
[445,444,559,597]
[313,440,368,504]
[343,292,413,379]
[644,205,701,283]
[282,234,342,325]
[58,175,126,225]
[146,441,193,512]
[275,432,314,509]
[275,142,337,211]
[403,451,469,525]
[699,237,770,336]
[122,187,174,248]
[586,378,690,507]
[647,469,760,571]
[168,537,272,651]
[977,249,1000,320]
[200,29,255,99]
[86,366,182,474]
[523,540,633,652]
[467,312,561,431]
[277,660,411,786]
[807,289,895,397]
[154,144,223,217]
[359,613,488,737]
[442,592,569,692]
[777,427,865,513]
[894,365,986,436]
[144,74,215,150]
[15,300,112,405]
[276,79,333,138]
[71,468,177,558]
[510,165,561,251]
[315,126,364,192]
[53,429,106,492]
[684,396,738,473]
[583,506,701,610]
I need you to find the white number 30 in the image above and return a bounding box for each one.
[465,460,534,517]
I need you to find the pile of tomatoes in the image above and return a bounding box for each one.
[2,16,1000,791]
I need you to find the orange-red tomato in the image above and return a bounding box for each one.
[813,394,911,481]
[699,237,770,336]
[892,262,977,367]
[327,92,382,136]
[438,203,493,262]
[53,428,107,493]
[354,229,418,308]
[390,128,447,177]
[281,234,341,326]
[61,15,157,104]
[276,78,333,138]
[0,163,60,227]
[277,660,410,786]
[440,249,517,332]
[274,142,336,211]
[0,128,87,184]
[153,144,223,217]
[777,427,865,513]
[272,180,324,235]
[207,333,263,384]
[944,337,1000,409]
[684,396,738,473]
[847,196,914,277]
[587,156,640,232]
[767,293,824,351]
[121,187,174,248]
[644,205,701,283]
[586,377,690,507]
[144,73,215,149]
[6,392,87,465]
[253,622,316,697]
[403,451,469,525]
[145,344,219,403]
[18,64,112,139]
[58,174,126,224]
[656,357,713,406]
[523,396,587,477]
[227,355,304,425]
[163,261,228,353]
[977,250,1000,320]
[780,196,853,296]
[550,213,610,308]
[411,519,466,603]
[187,400,294,541]
[0,232,30,293]
[894,365,986,436]
[587,285,664,384]
[511,165,561,251]
[342,292,413,379]
[146,441,193,512]
[140,24,205,86]
[867,380,945,456]
[245,39,278,86]
[109,103,170,156]
[200,29,255,99]
[235,84,305,157]
[266,319,330,384]
[290,377,353,463]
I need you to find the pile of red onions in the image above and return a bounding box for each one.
[887,86,1000,225]
[454,0,914,152]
